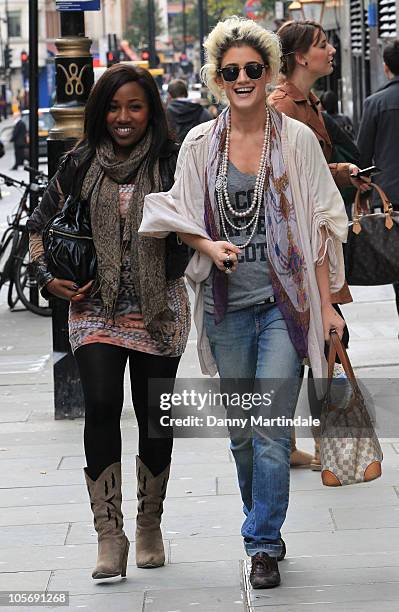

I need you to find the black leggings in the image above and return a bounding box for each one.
[75,343,180,481]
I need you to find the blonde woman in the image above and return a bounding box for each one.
[140,16,347,589]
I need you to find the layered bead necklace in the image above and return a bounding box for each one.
[215,107,271,249]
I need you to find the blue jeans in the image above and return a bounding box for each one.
[204,303,302,557]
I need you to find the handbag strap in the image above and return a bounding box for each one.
[327,330,361,399]
[352,182,394,234]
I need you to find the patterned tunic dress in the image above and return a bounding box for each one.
[69,184,190,356]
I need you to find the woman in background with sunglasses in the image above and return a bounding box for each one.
[140,16,347,590]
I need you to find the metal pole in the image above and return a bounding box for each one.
[48,9,94,419]
[4,0,11,94]
[182,0,187,56]
[148,0,157,68]
[28,0,39,205]
[203,0,208,38]
[198,0,205,67]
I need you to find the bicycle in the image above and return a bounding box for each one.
[0,170,51,316]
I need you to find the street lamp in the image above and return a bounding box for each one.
[288,2,303,21]
[288,0,326,24]
[300,0,325,23]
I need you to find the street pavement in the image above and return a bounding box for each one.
[1,139,399,610]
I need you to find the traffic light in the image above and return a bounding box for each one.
[4,45,12,70]
[20,50,29,80]
[106,49,120,67]
[141,50,150,61]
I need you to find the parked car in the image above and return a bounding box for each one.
[21,108,54,159]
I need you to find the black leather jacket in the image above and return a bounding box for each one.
[27,139,187,291]
[27,139,179,233]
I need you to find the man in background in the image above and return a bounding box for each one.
[10,112,27,171]
[166,79,212,143]
[357,39,399,322]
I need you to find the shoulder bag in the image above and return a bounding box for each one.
[42,167,96,288]
[344,183,399,285]
[320,330,383,487]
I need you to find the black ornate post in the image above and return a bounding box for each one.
[48,10,94,419]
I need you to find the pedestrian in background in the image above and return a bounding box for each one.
[357,39,399,327]
[27,64,190,580]
[320,92,360,218]
[10,112,27,170]
[320,89,355,141]
[166,78,212,143]
[269,19,370,469]
[140,15,348,589]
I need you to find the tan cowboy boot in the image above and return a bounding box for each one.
[135,456,170,568]
[310,425,322,471]
[290,429,314,468]
[84,462,130,579]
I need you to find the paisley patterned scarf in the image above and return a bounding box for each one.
[204,106,310,358]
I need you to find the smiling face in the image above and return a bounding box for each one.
[106,81,150,159]
[216,45,270,113]
[301,30,336,79]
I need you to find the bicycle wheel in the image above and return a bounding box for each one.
[14,243,52,317]
[7,278,20,309]
[0,229,18,285]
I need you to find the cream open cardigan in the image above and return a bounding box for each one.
[140,113,348,380]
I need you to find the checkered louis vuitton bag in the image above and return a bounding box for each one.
[320,331,383,487]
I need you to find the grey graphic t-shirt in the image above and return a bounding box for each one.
[203,161,274,314]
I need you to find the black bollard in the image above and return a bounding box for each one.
[47,10,94,419]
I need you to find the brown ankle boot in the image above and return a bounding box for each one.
[290,429,314,468]
[84,462,130,579]
[135,456,170,568]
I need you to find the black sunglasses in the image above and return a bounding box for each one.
[217,62,267,82]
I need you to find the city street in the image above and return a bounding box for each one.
[1,135,399,610]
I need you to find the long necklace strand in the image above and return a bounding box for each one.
[216,107,271,249]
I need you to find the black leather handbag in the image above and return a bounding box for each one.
[42,188,97,288]
[165,232,189,281]
[160,150,189,280]
[344,183,399,285]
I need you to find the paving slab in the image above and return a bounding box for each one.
[46,592,144,612]
[0,570,51,592]
[0,543,98,573]
[332,503,399,530]
[0,456,61,472]
[143,586,244,612]
[48,560,239,596]
[247,581,399,607]
[0,523,69,547]
[169,535,244,563]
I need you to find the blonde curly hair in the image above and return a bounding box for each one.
[201,16,281,102]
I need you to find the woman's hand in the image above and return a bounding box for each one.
[348,165,372,193]
[206,241,241,273]
[46,279,93,302]
[321,303,346,342]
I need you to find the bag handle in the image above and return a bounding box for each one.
[352,182,394,234]
[326,330,362,401]
[327,330,355,381]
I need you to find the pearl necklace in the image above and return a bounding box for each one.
[216,107,271,249]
